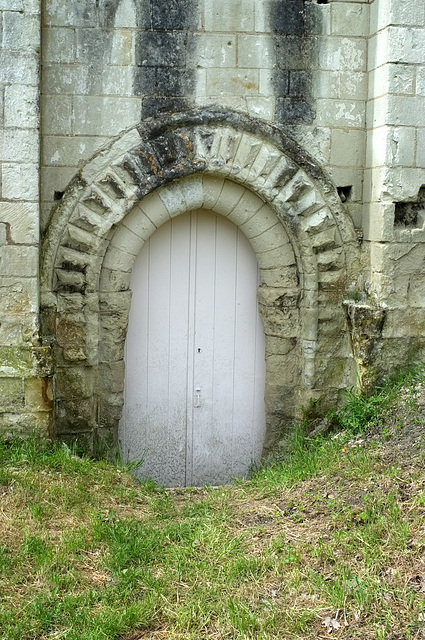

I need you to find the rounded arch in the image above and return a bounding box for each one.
[41,108,359,443]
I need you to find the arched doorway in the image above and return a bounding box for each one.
[40,109,359,456]
[119,209,266,486]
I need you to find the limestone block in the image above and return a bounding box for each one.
[386,27,425,65]
[369,94,425,129]
[102,246,133,273]
[380,167,425,202]
[226,189,264,226]
[0,346,52,378]
[331,3,369,37]
[40,94,73,135]
[80,131,141,185]
[41,27,75,63]
[231,135,262,175]
[382,308,425,338]
[238,35,275,69]
[265,337,297,363]
[260,265,298,289]
[262,308,300,338]
[196,176,222,209]
[41,63,91,95]
[193,34,236,68]
[121,204,156,241]
[0,0,23,8]
[0,413,51,437]
[259,69,277,98]
[212,180,245,215]
[289,126,331,166]
[110,224,144,256]
[257,244,296,269]
[43,1,97,27]
[317,269,346,289]
[25,378,53,412]
[0,245,38,277]
[371,0,425,31]
[55,367,95,410]
[416,128,425,168]
[204,0,255,32]
[99,267,131,293]
[330,129,366,167]
[251,225,292,255]
[99,291,132,314]
[316,248,344,271]
[56,293,85,313]
[2,163,38,201]
[176,176,203,212]
[98,319,126,363]
[239,205,279,239]
[246,97,275,122]
[158,182,188,218]
[0,315,27,345]
[110,29,135,66]
[42,135,109,168]
[137,190,170,228]
[338,71,368,101]
[367,31,387,71]
[318,37,366,72]
[0,378,24,411]
[369,64,415,99]
[0,278,38,315]
[408,272,425,308]
[0,202,38,244]
[99,361,125,394]
[290,188,324,218]
[76,28,112,64]
[316,99,364,127]
[206,68,259,96]
[1,129,39,163]
[312,70,339,99]
[101,66,134,97]
[40,166,76,203]
[327,166,363,200]
[346,203,363,229]
[266,353,299,380]
[311,226,337,251]
[73,96,141,137]
[4,84,39,129]
[2,12,39,52]
[0,52,38,85]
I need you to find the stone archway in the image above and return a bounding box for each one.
[41,108,360,446]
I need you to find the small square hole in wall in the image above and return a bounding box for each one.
[54,191,64,201]
[337,186,352,203]
[394,186,425,228]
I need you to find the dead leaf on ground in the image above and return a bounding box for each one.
[322,616,341,633]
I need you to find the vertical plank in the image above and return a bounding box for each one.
[121,219,189,487]
[190,210,218,485]
[232,227,266,477]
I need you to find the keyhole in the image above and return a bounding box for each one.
[197,348,201,353]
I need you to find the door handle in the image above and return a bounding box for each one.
[194,387,201,408]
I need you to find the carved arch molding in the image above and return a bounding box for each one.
[41,109,360,445]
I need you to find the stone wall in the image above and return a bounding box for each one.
[0,0,424,445]
[0,0,52,436]
[363,0,425,381]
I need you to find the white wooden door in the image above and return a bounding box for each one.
[119,209,266,487]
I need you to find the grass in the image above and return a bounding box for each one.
[0,367,425,639]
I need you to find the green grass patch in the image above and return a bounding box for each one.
[0,367,425,639]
